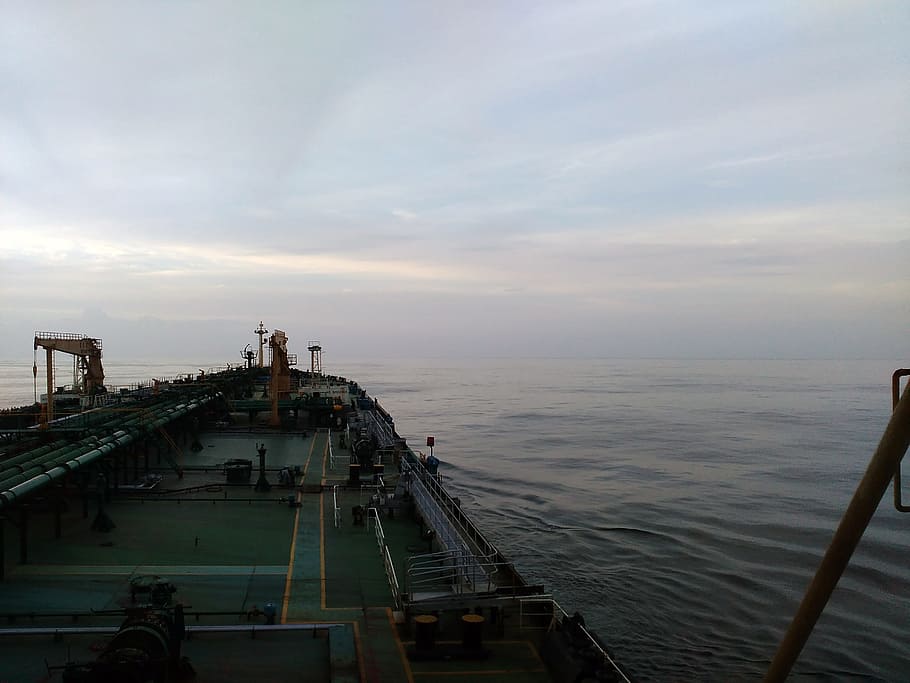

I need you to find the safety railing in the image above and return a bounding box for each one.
[402,458,500,560]
[383,545,402,611]
[328,428,335,471]
[517,596,631,683]
[405,548,505,599]
[366,507,385,550]
[361,408,397,447]
[366,507,402,610]
[332,485,342,529]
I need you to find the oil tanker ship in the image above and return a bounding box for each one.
[0,326,632,682]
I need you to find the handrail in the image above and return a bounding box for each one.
[402,459,505,595]
[383,544,402,610]
[403,459,500,560]
[328,427,336,471]
[405,548,508,599]
[365,507,401,610]
[367,506,385,550]
[332,485,341,529]
[517,596,631,683]
[764,378,910,682]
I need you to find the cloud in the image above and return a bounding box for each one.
[0,2,907,359]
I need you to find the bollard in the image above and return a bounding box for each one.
[414,614,438,651]
[461,614,485,650]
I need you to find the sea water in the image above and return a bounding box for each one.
[1,358,907,681]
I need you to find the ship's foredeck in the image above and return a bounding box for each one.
[0,425,554,682]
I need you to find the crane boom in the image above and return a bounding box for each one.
[34,332,105,424]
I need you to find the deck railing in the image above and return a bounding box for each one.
[366,507,402,610]
[518,596,632,683]
[332,485,342,529]
[405,548,507,600]
[401,459,503,595]
[383,545,402,611]
[361,408,397,446]
[366,506,385,550]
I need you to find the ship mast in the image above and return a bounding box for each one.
[254,321,269,368]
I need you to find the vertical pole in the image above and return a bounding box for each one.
[764,383,910,682]
[45,348,54,423]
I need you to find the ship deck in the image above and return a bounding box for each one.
[0,426,556,682]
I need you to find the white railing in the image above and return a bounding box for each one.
[366,507,401,610]
[405,548,507,599]
[401,459,500,560]
[328,428,335,471]
[402,459,500,591]
[361,409,396,447]
[332,485,341,529]
[366,507,385,550]
[383,545,402,610]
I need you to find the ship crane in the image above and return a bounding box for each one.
[33,332,105,426]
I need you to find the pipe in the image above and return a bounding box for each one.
[0,623,345,637]
[764,381,910,682]
[0,395,217,508]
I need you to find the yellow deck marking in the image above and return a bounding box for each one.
[388,607,415,683]
[525,640,546,666]
[281,434,318,623]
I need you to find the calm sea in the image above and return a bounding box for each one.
[1,357,907,681]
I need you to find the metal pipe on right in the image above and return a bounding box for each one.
[764,378,910,682]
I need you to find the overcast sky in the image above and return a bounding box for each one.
[1,1,907,362]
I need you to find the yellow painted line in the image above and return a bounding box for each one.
[281,434,318,624]
[525,640,546,666]
[388,607,415,683]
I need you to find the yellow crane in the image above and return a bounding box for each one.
[33,332,105,425]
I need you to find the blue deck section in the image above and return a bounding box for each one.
[282,430,327,621]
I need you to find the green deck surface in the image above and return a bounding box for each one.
[0,425,554,683]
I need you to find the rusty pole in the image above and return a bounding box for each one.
[764,380,910,682]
